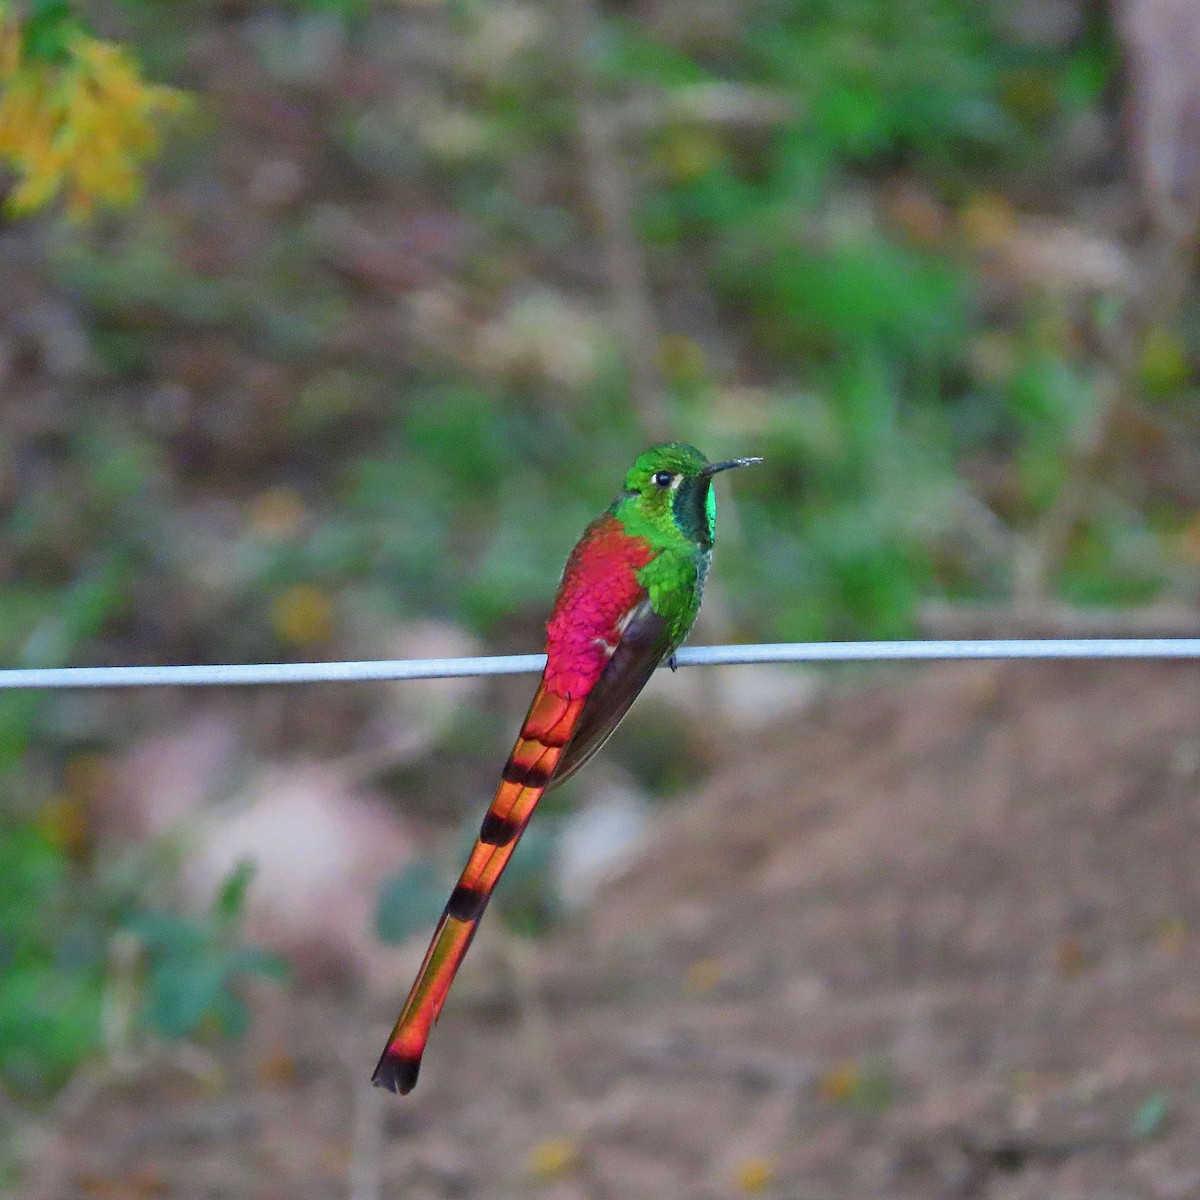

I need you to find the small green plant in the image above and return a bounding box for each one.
[1130,1090,1172,1140]
[0,821,105,1095]
[125,860,287,1040]
[0,830,285,1098]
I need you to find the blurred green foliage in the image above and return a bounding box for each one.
[125,860,287,1040]
[0,821,282,1097]
[0,822,102,1092]
[3,0,1196,1127]
[20,1,86,64]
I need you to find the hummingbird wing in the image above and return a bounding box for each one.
[549,596,672,787]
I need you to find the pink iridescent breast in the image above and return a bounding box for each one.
[543,515,654,698]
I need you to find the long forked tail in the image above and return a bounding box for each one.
[372,680,584,1093]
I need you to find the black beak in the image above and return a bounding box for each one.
[699,456,763,478]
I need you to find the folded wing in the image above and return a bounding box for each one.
[551,597,673,787]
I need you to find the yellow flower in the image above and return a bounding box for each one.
[657,127,722,183]
[1141,327,1191,396]
[37,793,90,858]
[248,487,308,541]
[817,1058,861,1103]
[733,1157,777,1193]
[959,192,1017,252]
[0,10,188,220]
[271,585,335,647]
[527,1137,580,1180]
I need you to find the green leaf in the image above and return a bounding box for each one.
[1130,1091,1171,1140]
[23,1,83,64]
[144,956,228,1040]
[222,944,289,983]
[125,911,207,956]
[375,860,447,945]
[207,988,251,1039]
[214,859,257,926]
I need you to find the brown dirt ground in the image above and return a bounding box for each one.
[19,661,1200,1200]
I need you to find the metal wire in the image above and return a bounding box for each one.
[1,638,1199,690]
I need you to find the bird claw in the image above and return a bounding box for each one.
[667,653,678,672]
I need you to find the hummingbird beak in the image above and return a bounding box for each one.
[699,456,763,478]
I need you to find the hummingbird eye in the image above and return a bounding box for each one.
[652,471,673,487]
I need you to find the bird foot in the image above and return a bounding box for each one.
[667,653,678,672]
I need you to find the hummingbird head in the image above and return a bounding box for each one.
[620,442,761,549]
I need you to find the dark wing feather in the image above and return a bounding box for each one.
[549,598,673,788]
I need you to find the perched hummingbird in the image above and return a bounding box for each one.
[372,442,761,1094]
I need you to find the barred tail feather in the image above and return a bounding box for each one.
[372,681,585,1093]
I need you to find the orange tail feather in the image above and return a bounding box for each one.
[372,680,585,1093]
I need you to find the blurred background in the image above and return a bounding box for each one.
[2,0,1200,1195]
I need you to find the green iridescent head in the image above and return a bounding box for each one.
[616,442,761,550]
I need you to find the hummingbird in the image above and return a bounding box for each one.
[372,442,761,1094]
